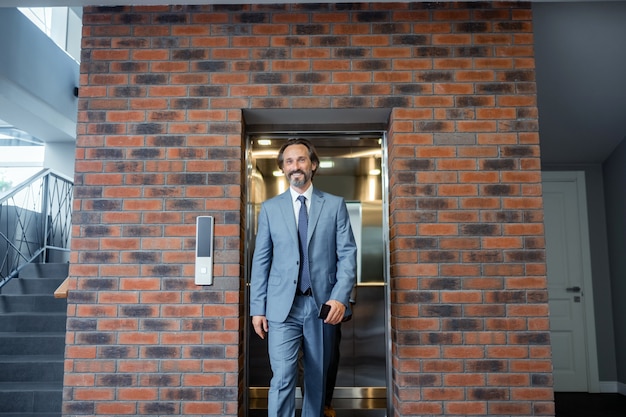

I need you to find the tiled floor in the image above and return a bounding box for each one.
[554,392,626,417]
[251,392,626,416]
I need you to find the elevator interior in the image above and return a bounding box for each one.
[245,133,389,415]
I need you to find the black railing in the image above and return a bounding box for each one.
[0,169,73,287]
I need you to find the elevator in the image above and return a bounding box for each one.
[243,114,391,417]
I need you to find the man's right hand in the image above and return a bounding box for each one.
[252,315,269,339]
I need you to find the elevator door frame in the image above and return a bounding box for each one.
[243,130,392,417]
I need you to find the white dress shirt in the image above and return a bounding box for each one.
[289,185,313,227]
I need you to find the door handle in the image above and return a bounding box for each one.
[566,286,581,293]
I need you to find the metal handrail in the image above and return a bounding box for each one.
[0,169,73,288]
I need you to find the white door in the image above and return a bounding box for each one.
[542,171,599,392]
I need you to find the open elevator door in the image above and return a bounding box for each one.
[244,122,390,417]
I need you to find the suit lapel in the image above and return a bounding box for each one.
[307,188,325,244]
[278,191,299,245]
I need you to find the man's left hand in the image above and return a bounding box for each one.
[324,299,346,325]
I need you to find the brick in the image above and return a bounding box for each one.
[117,388,158,401]
[98,265,141,278]
[422,360,463,373]
[484,264,525,277]
[482,236,523,249]
[528,317,551,331]
[161,332,202,345]
[444,373,486,387]
[530,346,552,359]
[534,402,556,416]
[511,360,553,373]
[439,211,479,223]
[98,291,139,304]
[398,401,443,415]
[446,401,488,415]
[461,223,500,236]
[118,332,159,345]
[463,250,502,263]
[487,346,528,359]
[460,197,501,209]
[439,237,480,250]
[183,402,224,414]
[488,373,530,387]
[442,318,484,331]
[424,388,465,401]
[465,332,507,346]
[98,319,139,331]
[508,304,550,318]
[511,387,553,401]
[65,346,98,360]
[464,304,506,317]
[418,224,458,236]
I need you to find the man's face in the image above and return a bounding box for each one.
[282,144,317,189]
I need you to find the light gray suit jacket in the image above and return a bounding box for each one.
[249,187,357,323]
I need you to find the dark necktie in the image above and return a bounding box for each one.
[297,195,311,293]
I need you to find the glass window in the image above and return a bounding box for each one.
[18,7,82,63]
[0,126,45,193]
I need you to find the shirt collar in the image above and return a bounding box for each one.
[290,185,313,203]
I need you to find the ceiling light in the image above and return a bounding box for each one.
[337,149,382,158]
[319,161,334,169]
[251,150,278,158]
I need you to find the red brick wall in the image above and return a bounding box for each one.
[65,2,553,416]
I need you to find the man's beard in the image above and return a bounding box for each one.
[287,169,311,188]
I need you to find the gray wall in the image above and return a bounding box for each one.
[45,142,76,180]
[584,166,619,385]
[0,8,79,143]
[602,139,626,388]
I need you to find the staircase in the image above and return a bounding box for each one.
[0,263,68,417]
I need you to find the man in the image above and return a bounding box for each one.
[250,138,357,417]
[300,286,356,417]
[323,286,356,417]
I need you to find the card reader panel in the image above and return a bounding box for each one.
[195,216,214,285]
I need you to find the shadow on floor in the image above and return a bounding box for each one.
[555,393,626,417]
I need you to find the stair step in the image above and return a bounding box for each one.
[0,312,66,333]
[0,382,62,414]
[1,278,66,295]
[0,357,64,382]
[0,294,67,313]
[0,414,61,417]
[0,263,68,416]
[0,355,63,362]
[0,334,65,355]
[0,382,63,390]
[17,263,69,279]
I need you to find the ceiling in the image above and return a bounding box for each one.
[0,0,624,166]
[533,1,626,165]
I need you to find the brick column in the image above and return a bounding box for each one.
[64,3,554,416]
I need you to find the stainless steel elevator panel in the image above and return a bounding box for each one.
[335,284,387,388]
